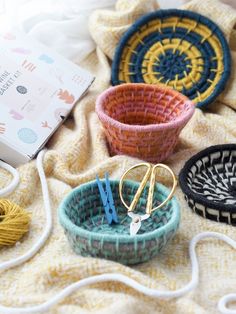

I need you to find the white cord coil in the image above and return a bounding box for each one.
[0,160,20,197]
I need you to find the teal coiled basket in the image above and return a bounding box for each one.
[59,180,180,265]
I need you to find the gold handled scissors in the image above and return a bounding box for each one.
[119,163,177,236]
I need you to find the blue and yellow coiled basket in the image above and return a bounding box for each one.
[111,9,231,108]
[59,180,180,265]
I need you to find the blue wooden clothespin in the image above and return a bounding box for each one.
[96,172,118,225]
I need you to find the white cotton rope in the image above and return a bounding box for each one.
[0,150,52,271]
[0,160,20,197]
[0,149,235,313]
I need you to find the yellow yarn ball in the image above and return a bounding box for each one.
[0,199,30,246]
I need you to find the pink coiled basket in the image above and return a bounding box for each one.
[96,83,195,163]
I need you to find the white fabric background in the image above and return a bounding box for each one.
[2,0,117,62]
[1,0,183,63]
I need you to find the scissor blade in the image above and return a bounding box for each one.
[130,219,141,236]
[141,214,150,221]
[129,213,150,236]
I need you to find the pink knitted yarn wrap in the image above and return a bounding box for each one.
[96,83,195,162]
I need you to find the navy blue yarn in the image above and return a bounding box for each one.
[114,21,221,102]
[111,9,231,108]
[131,28,217,98]
[154,50,191,81]
[129,29,216,100]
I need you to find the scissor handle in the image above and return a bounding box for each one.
[119,163,177,215]
[147,164,177,214]
[119,163,152,212]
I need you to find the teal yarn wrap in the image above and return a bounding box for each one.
[58,180,180,265]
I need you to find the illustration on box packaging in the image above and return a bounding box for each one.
[0,30,94,166]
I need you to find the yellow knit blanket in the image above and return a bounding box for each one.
[0,0,236,313]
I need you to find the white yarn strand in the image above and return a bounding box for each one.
[219,294,236,314]
[0,160,20,197]
[0,150,52,271]
[0,150,235,313]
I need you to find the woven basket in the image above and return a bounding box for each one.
[59,179,180,265]
[96,83,194,163]
[111,9,231,108]
[179,144,236,226]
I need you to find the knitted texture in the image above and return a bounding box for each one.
[96,83,194,162]
[0,1,236,313]
[111,9,231,108]
[59,180,180,265]
[179,144,236,225]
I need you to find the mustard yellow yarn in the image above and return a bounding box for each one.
[0,199,30,246]
[119,17,224,104]
[111,9,231,109]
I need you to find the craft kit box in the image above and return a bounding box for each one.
[0,31,94,167]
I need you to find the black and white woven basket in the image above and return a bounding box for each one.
[179,144,236,225]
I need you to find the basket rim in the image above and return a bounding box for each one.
[58,179,180,242]
[179,144,236,212]
[96,83,195,133]
[111,9,231,109]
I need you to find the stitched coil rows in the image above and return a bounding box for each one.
[111,9,231,108]
[59,179,180,265]
[96,83,195,163]
[179,144,236,225]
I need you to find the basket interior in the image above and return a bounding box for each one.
[102,85,191,126]
[186,148,236,205]
[64,180,174,235]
